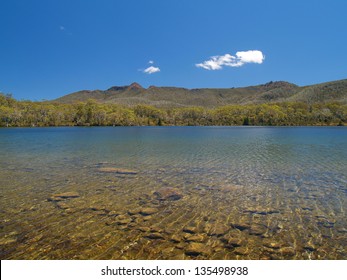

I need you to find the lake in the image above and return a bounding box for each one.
[0,126,346,259]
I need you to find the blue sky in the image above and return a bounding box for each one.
[0,0,346,100]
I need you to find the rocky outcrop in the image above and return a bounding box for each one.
[128,82,143,90]
[108,82,143,91]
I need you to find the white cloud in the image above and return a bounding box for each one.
[143,66,160,74]
[59,26,65,31]
[148,60,154,64]
[196,50,265,70]
[235,50,264,64]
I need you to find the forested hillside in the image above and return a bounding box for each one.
[1,93,346,127]
[1,79,347,127]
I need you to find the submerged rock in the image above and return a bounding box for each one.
[154,187,183,201]
[225,238,243,248]
[116,218,132,225]
[220,234,244,248]
[185,242,212,256]
[170,235,181,243]
[48,192,80,201]
[140,208,158,216]
[117,214,128,220]
[93,209,108,216]
[316,217,335,228]
[244,208,280,215]
[234,247,249,256]
[108,211,120,216]
[249,224,267,236]
[206,223,230,236]
[303,242,316,252]
[183,226,198,234]
[231,223,250,231]
[138,227,151,232]
[98,167,137,175]
[150,226,163,233]
[219,184,244,192]
[145,232,165,240]
[263,240,281,249]
[56,202,70,210]
[175,243,185,250]
[280,247,296,256]
[183,233,193,240]
[128,209,141,215]
[172,253,186,260]
[115,215,132,225]
[185,234,206,243]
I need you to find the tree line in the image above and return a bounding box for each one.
[1,93,346,127]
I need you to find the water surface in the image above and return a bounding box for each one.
[0,127,346,259]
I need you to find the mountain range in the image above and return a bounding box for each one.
[55,79,347,108]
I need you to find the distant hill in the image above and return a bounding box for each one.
[54,79,347,108]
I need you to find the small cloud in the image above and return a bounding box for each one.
[143,66,160,74]
[196,50,265,70]
[140,61,160,74]
[59,25,65,31]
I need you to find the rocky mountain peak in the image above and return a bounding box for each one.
[261,81,298,89]
[107,82,143,91]
[128,82,143,90]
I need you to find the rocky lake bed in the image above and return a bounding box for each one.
[1,162,345,260]
[0,127,346,259]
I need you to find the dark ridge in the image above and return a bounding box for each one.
[259,81,298,89]
[107,86,129,91]
[108,82,143,91]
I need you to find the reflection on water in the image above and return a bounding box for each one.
[0,127,346,259]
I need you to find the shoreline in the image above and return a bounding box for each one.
[1,124,346,128]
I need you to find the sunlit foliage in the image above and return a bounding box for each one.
[0,93,346,127]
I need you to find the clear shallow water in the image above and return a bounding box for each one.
[0,126,346,259]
